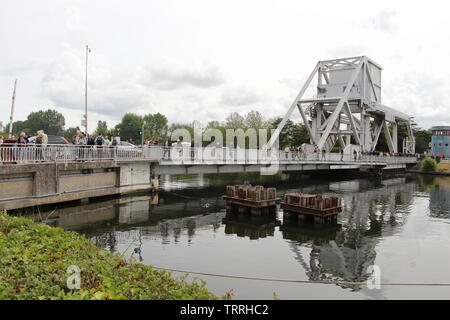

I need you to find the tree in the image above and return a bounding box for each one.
[225,112,245,130]
[116,113,143,141]
[10,120,31,137]
[291,123,310,147]
[206,121,222,129]
[244,111,265,130]
[143,113,168,142]
[265,118,311,149]
[107,125,120,138]
[94,121,109,137]
[376,123,430,153]
[205,121,226,146]
[168,123,194,142]
[63,127,81,142]
[26,109,65,136]
[415,129,432,153]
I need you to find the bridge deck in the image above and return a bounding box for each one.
[0,144,417,166]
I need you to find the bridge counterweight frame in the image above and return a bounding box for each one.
[268,56,415,154]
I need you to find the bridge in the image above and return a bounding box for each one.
[268,56,416,154]
[0,144,417,211]
[0,56,418,211]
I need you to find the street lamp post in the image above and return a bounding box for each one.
[84,45,90,134]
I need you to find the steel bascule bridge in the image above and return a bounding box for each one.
[268,56,415,155]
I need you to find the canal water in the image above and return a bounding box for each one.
[28,173,450,299]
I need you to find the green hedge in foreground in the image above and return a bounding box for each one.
[0,211,220,300]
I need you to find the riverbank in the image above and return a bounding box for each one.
[0,211,220,300]
[406,170,450,176]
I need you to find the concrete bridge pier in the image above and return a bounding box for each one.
[0,160,156,211]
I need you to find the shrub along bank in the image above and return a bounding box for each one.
[0,211,219,300]
[421,157,437,171]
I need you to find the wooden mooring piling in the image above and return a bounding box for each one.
[223,185,280,216]
[223,186,342,224]
[280,193,342,224]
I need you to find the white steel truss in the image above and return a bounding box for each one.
[268,56,415,154]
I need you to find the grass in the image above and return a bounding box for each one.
[437,161,450,173]
[0,211,222,300]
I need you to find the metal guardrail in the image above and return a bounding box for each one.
[0,144,418,165]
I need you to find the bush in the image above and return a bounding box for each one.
[0,211,221,300]
[421,157,437,171]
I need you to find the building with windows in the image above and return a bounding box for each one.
[431,126,450,160]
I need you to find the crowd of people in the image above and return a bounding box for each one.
[72,130,119,147]
[1,131,422,164]
[0,130,50,162]
[0,129,125,162]
[281,144,419,162]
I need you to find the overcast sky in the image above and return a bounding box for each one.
[1,0,449,132]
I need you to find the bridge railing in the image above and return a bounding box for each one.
[0,144,418,165]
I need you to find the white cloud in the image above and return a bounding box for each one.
[328,45,368,59]
[0,60,40,76]
[366,9,398,32]
[138,58,225,90]
[220,85,264,107]
[41,44,155,118]
[2,0,450,133]
[384,73,450,129]
[66,6,81,32]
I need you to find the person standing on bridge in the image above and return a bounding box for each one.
[36,130,48,161]
[176,139,183,159]
[74,130,83,161]
[86,134,94,160]
[163,139,172,159]
[17,132,29,162]
[111,136,118,147]
[314,145,319,160]
[73,129,82,145]
[340,148,344,161]
[190,138,195,161]
[0,135,3,163]
[78,133,87,161]
[104,135,110,146]
[94,134,105,159]
[321,148,326,161]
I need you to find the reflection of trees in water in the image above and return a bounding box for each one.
[285,178,416,291]
[45,192,224,248]
[425,176,450,218]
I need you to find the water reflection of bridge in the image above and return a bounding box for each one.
[286,177,416,291]
[29,193,225,251]
[28,176,418,291]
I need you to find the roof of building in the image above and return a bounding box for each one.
[431,126,450,130]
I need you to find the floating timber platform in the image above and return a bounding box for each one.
[281,193,342,224]
[223,185,280,216]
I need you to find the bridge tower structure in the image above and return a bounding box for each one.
[268,56,415,154]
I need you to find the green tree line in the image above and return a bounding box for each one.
[1,109,431,152]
